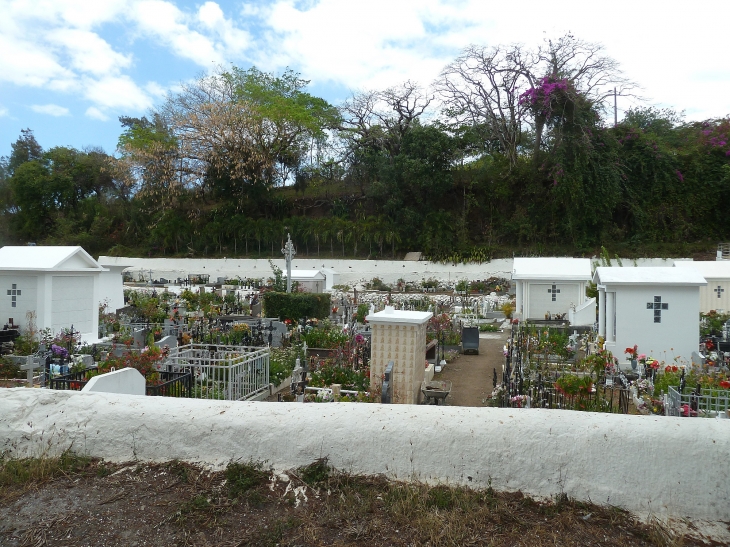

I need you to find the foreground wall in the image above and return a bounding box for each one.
[1,389,728,523]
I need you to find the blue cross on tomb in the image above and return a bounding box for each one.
[646,296,668,323]
[6,284,20,308]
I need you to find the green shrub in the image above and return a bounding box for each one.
[263,292,331,321]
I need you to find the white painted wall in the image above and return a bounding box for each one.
[98,266,127,312]
[1,389,728,524]
[700,278,730,314]
[102,256,681,291]
[607,285,700,366]
[568,297,596,327]
[0,274,37,328]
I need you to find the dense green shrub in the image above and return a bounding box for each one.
[263,292,331,321]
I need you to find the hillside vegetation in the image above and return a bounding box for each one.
[1,35,728,261]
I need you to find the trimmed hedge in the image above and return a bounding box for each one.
[263,292,331,321]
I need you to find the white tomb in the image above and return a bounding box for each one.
[285,269,326,293]
[97,258,132,312]
[0,246,105,342]
[594,267,706,366]
[512,257,595,324]
[673,260,730,314]
[366,306,432,404]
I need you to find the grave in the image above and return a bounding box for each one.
[366,306,432,404]
[0,246,105,342]
[594,267,706,366]
[512,258,595,325]
[96,258,133,312]
[673,260,730,313]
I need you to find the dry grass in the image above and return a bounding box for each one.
[0,455,723,547]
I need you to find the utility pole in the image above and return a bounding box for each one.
[614,87,618,127]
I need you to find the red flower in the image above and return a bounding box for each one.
[719,381,730,390]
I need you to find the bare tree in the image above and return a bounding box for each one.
[436,34,637,166]
[339,80,433,157]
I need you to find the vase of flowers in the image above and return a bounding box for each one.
[625,345,638,370]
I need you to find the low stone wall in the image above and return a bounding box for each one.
[1,389,728,524]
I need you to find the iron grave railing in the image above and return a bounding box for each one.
[163,343,269,401]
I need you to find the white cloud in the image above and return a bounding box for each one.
[131,0,224,66]
[0,106,8,117]
[85,106,109,121]
[31,104,70,116]
[198,1,250,56]
[82,75,153,110]
[145,81,168,98]
[47,28,132,76]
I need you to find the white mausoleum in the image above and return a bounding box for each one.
[512,257,594,324]
[97,257,132,312]
[594,267,706,366]
[285,270,326,293]
[673,260,730,314]
[0,246,104,342]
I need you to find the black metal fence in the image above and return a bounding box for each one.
[49,368,193,398]
[498,384,630,413]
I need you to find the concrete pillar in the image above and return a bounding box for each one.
[606,291,615,343]
[598,285,606,339]
[515,281,523,316]
[366,306,432,404]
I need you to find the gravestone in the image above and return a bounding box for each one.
[82,367,145,396]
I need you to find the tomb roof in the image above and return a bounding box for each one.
[0,246,104,271]
[286,270,326,279]
[366,306,432,325]
[594,267,707,286]
[512,257,592,281]
[673,260,730,279]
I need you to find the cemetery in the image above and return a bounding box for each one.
[1,246,729,543]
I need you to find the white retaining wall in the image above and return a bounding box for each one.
[100,256,682,288]
[1,388,728,523]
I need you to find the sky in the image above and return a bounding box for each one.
[1,0,729,159]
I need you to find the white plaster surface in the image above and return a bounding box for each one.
[81,367,145,396]
[1,389,728,524]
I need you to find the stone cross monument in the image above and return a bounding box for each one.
[281,233,296,294]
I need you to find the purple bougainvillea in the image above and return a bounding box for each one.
[519,76,570,117]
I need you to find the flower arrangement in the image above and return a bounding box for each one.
[624,345,639,360]
[50,344,69,358]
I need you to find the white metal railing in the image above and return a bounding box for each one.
[164,343,269,401]
[667,386,730,417]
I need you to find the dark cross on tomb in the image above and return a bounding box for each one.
[6,284,21,308]
[547,284,560,302]
[646,296,669,323]
[715,286,725,299]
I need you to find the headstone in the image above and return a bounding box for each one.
[81,367,145,396]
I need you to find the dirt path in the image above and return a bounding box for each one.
[433,327,510,407]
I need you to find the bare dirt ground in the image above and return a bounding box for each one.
[434,329,509,407]
[2,457,722,547]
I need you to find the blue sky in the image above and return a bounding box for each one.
[1,0,729,158]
